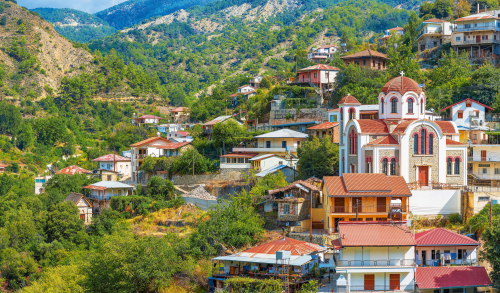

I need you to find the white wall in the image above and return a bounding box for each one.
[348,271,414,291]
[260,156,289,171]
[320,70,338,84]
[451,101,486,127]
[378,92,426,120]
[416,246,477,266]
[410,190,461,216]
[328,111,339,122]
[99,161,131,177]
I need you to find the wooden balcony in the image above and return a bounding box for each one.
[330,204,409,214]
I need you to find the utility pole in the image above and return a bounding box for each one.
[245,99,248,129]
[310,190,313,243]
[192,150,195,185]
[438,89,441,115]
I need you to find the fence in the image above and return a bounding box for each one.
[335,259,415,267]
[330,205,409,214]
[181,196,219,211]
[407,182,465,190]
[416,258,477,267]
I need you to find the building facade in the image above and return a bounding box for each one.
[92,154,131,178]
[340,49,388,70]
[417,18,453,54]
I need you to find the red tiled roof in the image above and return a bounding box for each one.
[392,119,415,133]
[341,49,387,59]
[356,119,389,133]
[424,18,445,23]
[381,76,423,95]
[237,84,254,89]
[243,237,324,256]
[308,122,339,130]
[170,107,189,113]
[435,121,457,134]
[327,108,339,112]
[156,142,191,149]
[446,139,465,146]
[323,174,412,197]
[137,115,162,119]
[387,26,404,31]
[82,185,106,191]
[175,131,190,136]
[92,154,130,162]
[338,222,416,247]
[332,239,342,250]
[298,64,340,71]
[130,137,172,147]
[416,267,491,289]
[229,93,239,97]
[440,98,494,112]
[268,180,320,195]
[367,135,398,145]
[455,14,499,22]
[0,164,8,168]
[319,45,337,48]
[415,228,479,246]
[56,165,92,175]
[220,152,259,158]
[338,95,361,105]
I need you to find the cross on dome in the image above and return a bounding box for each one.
[400,71,404,77]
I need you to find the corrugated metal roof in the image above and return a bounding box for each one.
[256,164,293,177]
[56,165,92,175]
[85,181,134,189]
[416,267,491,289]
[92,154,131,162]
[254,129,308,139]
[415,228,479,246]
[339,221,416,247]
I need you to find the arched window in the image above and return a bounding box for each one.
[455,158,460,174]
[428,134,434,155]
[414,134,418,154]
[381,98,384,114]
[340,107,343,121]
[421,129,426,155]
[349,129,357,155]
[349,108,355,120]
[391,98,398,113]
[447,158,452,175]
[408,98,414,113]
[421,99,424,114]
[382,158,388,175]
[390,158,396,175]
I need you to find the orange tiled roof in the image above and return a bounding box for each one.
[156,142,191,149]
[338,95,361,105]
[298,64,340,71]
[356,119,389,133]
[56,165,92,175]
[243,236,324,256]
[381,76,423,95]
[220,152,259,158]
[341,49,387,60]
[307,122,339,130]
[415,228,478,246]
[435,121,457,134]
[455,14,499,22]
[391,119,416,133]
[92,154,130,162]
[387,26,404,31]
[367,135,398,145]
[338,221,416,247]
[424,18,445,23]
[446,138,465,145]
[130,137,172,147]
[323,174,411,197]
[170,107,189,113]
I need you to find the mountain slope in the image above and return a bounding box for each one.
[0,2,94,98]
[94,0,218,30]
[32,8,116,43]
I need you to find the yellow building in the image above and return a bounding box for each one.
[321,173,412,232]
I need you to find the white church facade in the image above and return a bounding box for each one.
[338,76,467,186]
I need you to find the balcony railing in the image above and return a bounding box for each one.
[416,258,477,267]
[462,139,500,145]
[453,25,498,32]
[330,204,409,214]
[348,285,414,291]
[335,259,415,267]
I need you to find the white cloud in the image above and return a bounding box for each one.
[18,0,128,14]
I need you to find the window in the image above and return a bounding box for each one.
[458,249,463,259]
[221,157,226,163]
[466,101,472,107]
[414,134,418,154]
[107,175,112,181]
[433,41,437,47]
[283,204,290,214]
[314,73,317,78]
[340,108,343,121]
[349,108,355,120]
[233,158,237,163]
[454,158,460,174]
[421,100,424,114]
[478,196,490,201]
[238,158,244,163]
[282,141,287,148]
[382,158,388,175]
[458,112,463,119]
[390,158,396,175]
[447,158,452,175]
[266,141,271,148]
[431,250,436,260]
[363,60,366,66]
[381,98,384,114]
[428,134,433,155]
[479,164,490,167]
[245,158,249,163]
[495,168,500,175]
[391,98,397,113]
[35,179,46,183]
[408,98,413,113]
[421,129,426,155]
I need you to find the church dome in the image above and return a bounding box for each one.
[381,76,423,95]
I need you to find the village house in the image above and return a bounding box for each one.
[132,114,162,125]
[255,164,298,183]
[294,64,340,91]
[251,154,295,172]
[219,152,258,170]
[130,136,172,183]
[210,236,330,293]
[334,221,416,292]
[308,45,338,62]
[415,267,492,293]
[452,12,500,61]
[415,228,479,266]
[170,107,190,123]
[340,49,388,70]
[166,131,193,142]
[322,173,412,232]
[307,122,339,142]
[64,192,93,224]
[233,129,308,157]
[0,163,7,172]
[34,175,53,194]
[417,18,453,54]
[230,85,256,107]
[338,76,468,187]
[56,165,92,176]
[156,123,181,134]
[380,27,405,45]
[203,116,242,141]
[92,154,131,178]
[156,142,193,157]
[249,75,263,88]
[83,181,134,214]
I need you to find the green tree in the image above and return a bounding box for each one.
[21,264,85,293]
[386,38,421,80]
[211,118,249,149]
[17,122,35,151]
[297,136,339,179]
[88,208,122,237]
[480,218,500,288]
[431,0,454,18]
[43,201,86,244]
[0,248,38,290]
[169,148,217,175]
[403,11,422,53]
[1,205,38,249]
[146,176,176,201]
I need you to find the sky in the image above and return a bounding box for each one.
[18,0,128,14]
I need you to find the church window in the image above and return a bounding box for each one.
[340,107,343,121]
[414,134,418,154]
[428,134,434,155]
[349,108,355,120]
[421,129,426,154]
[381,98,384,114]
[421,99,424,114]
[455,158,460,174]
[391,98,398,113]
[382,158,388,175]
[408,98,414,113]
[390,158,396,175]
[447,158,452,175]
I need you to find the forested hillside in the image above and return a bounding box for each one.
[32,8,116,43]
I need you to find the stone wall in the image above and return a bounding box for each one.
[446,150,464,185]
[278,200,310,222]
[377,149,399,175]
[408,125,439,183]
[171,169,249,185]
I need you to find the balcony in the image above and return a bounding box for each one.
[330,204,409,214]
[417,30,443,40]
[416,258,477,267]
[335,259,415,267]
[454,38,500,45]
[232,147,297,153]
[453,25,498,32]
[462,138,500,145]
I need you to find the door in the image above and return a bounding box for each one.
[80,214,85,221]
[418,166,429,186]
[481,150,487,161]
[476,35,481,43]
[389,274,400,290]
[334,198,345,213]
[422,250,427,266]
[352,197,362,213]
[364,274,375,290]
[377,197,386,213]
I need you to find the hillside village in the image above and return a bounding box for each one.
[1,0,500,292]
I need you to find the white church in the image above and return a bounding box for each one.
[338,75,467,186]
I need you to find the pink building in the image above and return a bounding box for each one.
[296,64,340,87]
